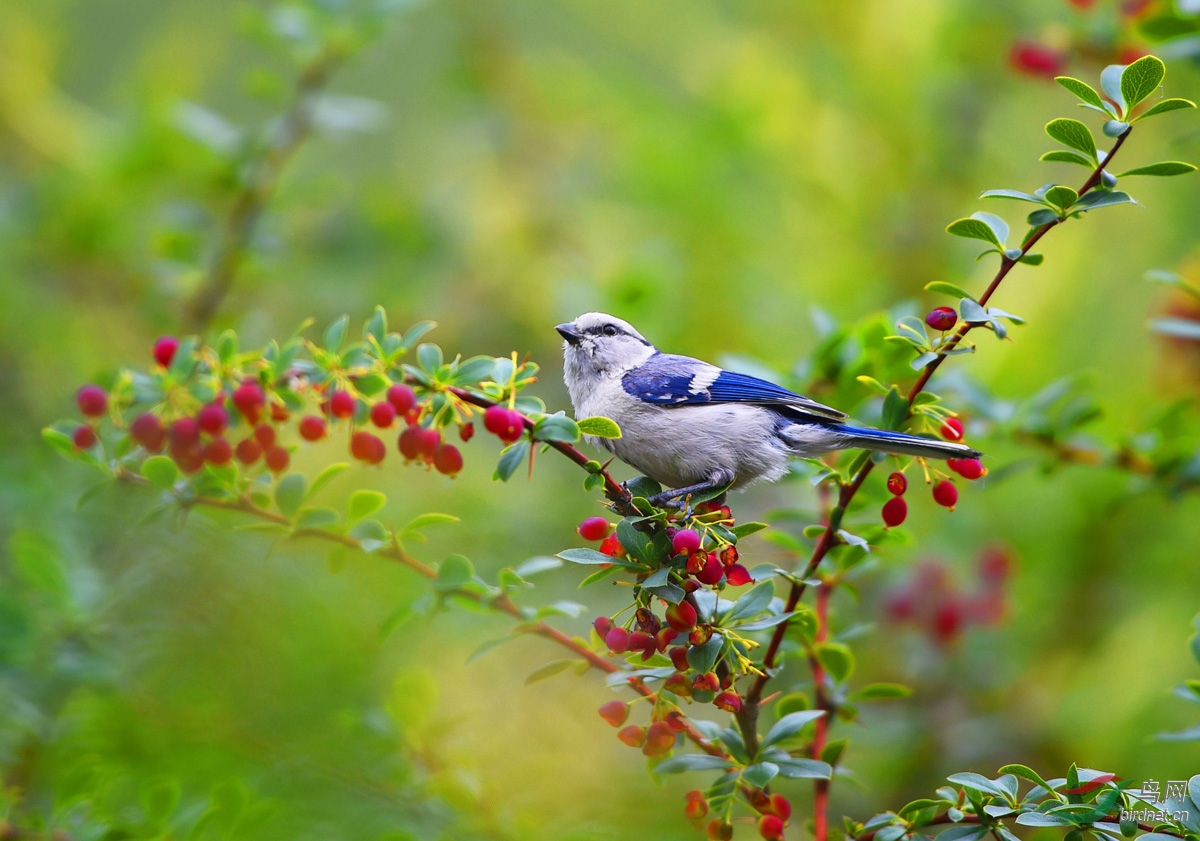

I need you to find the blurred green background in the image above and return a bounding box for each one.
[2,0,1200,838]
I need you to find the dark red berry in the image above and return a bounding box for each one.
[886,472,907,495]
[73,425,97,449]
[758,814,785,841]
[932,599,965,645]
[235,438,262,465]
[329,391,355,419]
[695,552,724,586]
[714,691,742,713]
[433,443,463,476]
[719,545,738,567]
[932,479,958,509]
[130,413,166,452]
[665,601,698,632]
[725,564,753,586]
[204,437,232,465]
[351,431,386,465]
[370,401,396,428]
[940,417,964,441]
[415,427,441,460]
[672,529,702,556]
[232,383,266,424]
[254,424,276,449]
[593,616,614,639]
[264,445,289,473]
[170,418,200,446]
[483,404,524,443]
[598,700,628,727]
[669,646,690,671]
[766,795,792,821]
[197,403,228,435]
[577,517,611,541]
[925,307,958,331]
[398,425,423,461]
[299,415,327,441]
[153,336,179,367]
[459,422,475,442]
[948,458,985,480]
[882,496,908,527]
[171,441,205,474]
[386,384,416,415]
[76,385,107,417]
[628,631,657,661]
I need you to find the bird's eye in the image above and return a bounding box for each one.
[602,325,618,337]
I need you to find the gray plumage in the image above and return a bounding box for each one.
[557,312,981,499]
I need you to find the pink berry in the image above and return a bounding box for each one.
[370,401,396,428]
[605,627,630,654]
[298,415,327,442]
[483,404,524,443]
[940,417,964,441]
[672,529,702,556]
[593,616,615,639]
[695,552,724,586]
[197,403,228,435]
[925,307,958,331]
[329,390,355,419]
[386,384,417,415]
[932,479,958,509]
[577,517,611,541]
[414,427,441,460]
[130,413,166,452]
[76,385,107,417]
[665,601,698,633]
[882,496,908,527]
[758,815,785,841]
[886,472,907,495]
[170,417,200,446]
[232,382,266,424]
[949,458,985,480]
[153,336,179,367]
[73,425,97,449]
[350,431,386,465]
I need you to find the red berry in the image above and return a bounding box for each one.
[978,546,1012,585]
[932,599,965,645]
[197,403,228,435]
[665,601,698,632]
[171,441,205,474]
[692,672,720,692]
[708,820,734,841]
[1009,41,1067,79]
[684,794,709,823]
[617,725,646,748]
[672,529,702,556]
[940,417,964,441]
[598,700,628,728]
[370,401,396,428]
[433,443,463,476]
[883,590,916,622]
[204,437,232,465]
[642,720,675,757]
[758,814,786,841]
[235,438,262,465]
[299,415,327,442]
[73,425,97,449]
[270,402,289,422]
[664,673,692,697]
[882,496,908,527]
[264,445,289,473]
[605,627,630,654]
[76,385,107,417]
[925,306,958,331]
[415,427,441,460]
[695,552,724,586]
[170,418,200,446]
[766,795,792,821]
[153,336,179,367]
[329,390,355,419]
[577,517,611,542]
[460,423,475,442]
[886,472,907,495]
[386,384,416,415]
[483,404,524,443]
[232,383,266,424]
[714,691,742,713]
[932,479,958,509]
[398,425,423,461]
[130,413,166,452]
[598,533,623,557]
[254,424,276,449]
[719,545,739,567]
[669,646,690,671]
[351,431,386,465]
[725,564,753,586]
[629,631,657,661]
[949,458,985,480]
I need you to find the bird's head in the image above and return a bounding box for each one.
[556,312,656,378]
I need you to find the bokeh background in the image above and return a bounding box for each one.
[2,0,1200,839]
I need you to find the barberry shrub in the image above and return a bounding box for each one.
[42,56,1200,841]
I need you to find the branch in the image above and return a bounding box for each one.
[183,48,346,333]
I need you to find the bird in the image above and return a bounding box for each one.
[556,312,981,506]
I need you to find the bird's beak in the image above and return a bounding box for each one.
[556,323,583,345]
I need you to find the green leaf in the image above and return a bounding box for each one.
[742,762,780,788]
[1055,76,1106,110]
[307,462,349,499]
[980,188,1047,204]
[577,416,622,438]
[401,320,437,350]
[947,772,1005,796]
[324,314,349,352]
[1028,208,1059,226]
[1040,149,1096,168]
[881,386,909,431]
[1072,190,1135,211]
[274,474,306,520]
[494,440,530,482]
[725,580,776,623]
[946,217,1002,247]
[925,281,975,301]
[557,547,642,570]
[364,306,387,344]
[653,754,733,774]
[1135,97,1196,121]
[142,455,181,489]
[436,554,474,590]
[815,642,855,682]
[998,764,1052,790]
[972,212,1009,246]
[416,343,443,372]
[730,522,768,539]
[686,633,724,674]
[1045,118,1098,161]
[1016,813,1074,827]
[1120,55,1166,110]
[295,507,339,529]
[403,512,460,532]
[467,636,514,663]
[1044,186,1079,211]
[1101,64,1127,115]
[524,659,577,685]
[1117,161,1197,177]
[775,758,832,779]
[350,519,388,551]
[762,710,825,748]
[451,356,497,385]
[534,413,580,443]
[347,489,386,523]
[848,683,912,701]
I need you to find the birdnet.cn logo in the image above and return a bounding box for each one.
[1120,779,1194,823]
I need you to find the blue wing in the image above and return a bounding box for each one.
[622,354,846,423]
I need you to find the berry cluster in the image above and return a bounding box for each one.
[881,548,1012,646]
[878,417,987,527]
